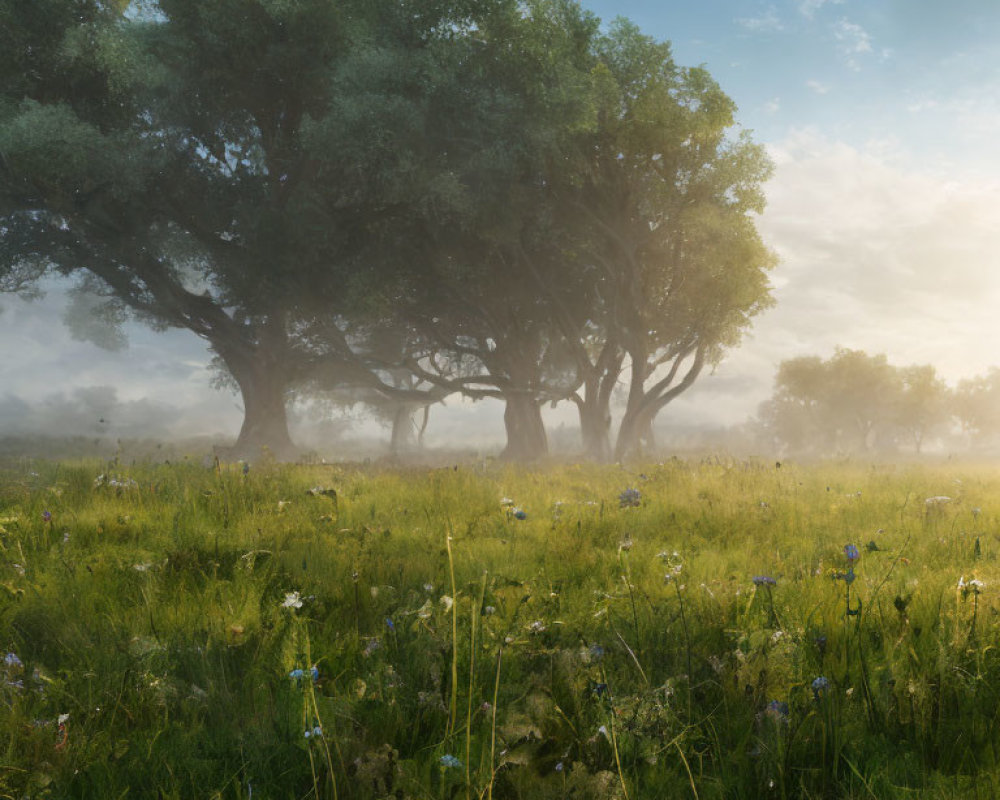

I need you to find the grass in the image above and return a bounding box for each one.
[1,456,1000,798]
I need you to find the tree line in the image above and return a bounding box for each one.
[758,348,1000,456]
[0,0,775,461]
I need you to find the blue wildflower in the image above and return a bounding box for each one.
[42,510,51,523]
[288,669,304,681]
[844,544,859,563]
[4,653,23,669]
[440,754,462,769]
[385,617,395,632]
[753,575,776,586]
[619,488,641,508]
[310,666,320,683]
[592,682,609,697]
[812,676,830,697]
[513,508,527,520]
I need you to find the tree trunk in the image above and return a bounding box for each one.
[615,401,655,462]
[389,405,417,454]
[228,356,297,462]
[500,394,548,461]
[578,396,612,462]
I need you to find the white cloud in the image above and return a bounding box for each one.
[798,0,844,18]
[832,18,872,70]
[764,98,781,114]
[753,129,1000,386]
[736,6,784,32]
[806,79,830,94]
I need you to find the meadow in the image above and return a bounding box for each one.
[1,456,999,799]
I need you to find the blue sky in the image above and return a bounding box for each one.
[3,0,1000,446]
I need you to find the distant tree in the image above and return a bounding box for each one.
[895,364,951,454]
[954,368,1000,445]
[760,349,955,456]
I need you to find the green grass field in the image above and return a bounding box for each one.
[2,456,1000,799]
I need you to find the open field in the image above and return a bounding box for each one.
[2,457,1000,799]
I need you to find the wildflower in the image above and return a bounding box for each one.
[528,620,546,633]
[811,676,830,697]
[440,754,462,768]
[311,666,319,682]
[423,583,434,593]
[619,488,641,508]
[484,605,496,616]
[597,725,609,738]
[555,761,564,772]
[843,544,860,563]
[765,700,789,721]
[592,682,608,696]
[288,669,305,680]
[619,534,633,552]
[440,595,454,612]
[281,592,303,609]
[500,497,515,507]
[753,575,776,586]
[362,638,381,657]
[4,653,23,669]
[241,462,250,476]
[304,725,323,738]
[385,617,395,632]
[512,508,527,520]
[42,511,51,523]
[925,496,951,505]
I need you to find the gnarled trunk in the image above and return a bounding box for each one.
[230,359,297,461]
[500,394,548,461]
[389,405,418,455]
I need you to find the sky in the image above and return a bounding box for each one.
[3,0,1000,447]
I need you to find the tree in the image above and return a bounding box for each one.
[0,0,504,459]
[955,368,1000,446]
[759,349,953,456]
[553,20,776,461]
[895,364,951,454]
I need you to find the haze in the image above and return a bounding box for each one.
[3,0,1000,456]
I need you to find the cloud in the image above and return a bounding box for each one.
[736,6,784,32]
[764,98,781,114]
[806,79,831,94]
[798,0,845,18]
[832,18,873,70]
[753,129,1000,385]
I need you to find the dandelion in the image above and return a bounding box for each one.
[281,592,303,609]
[440,754,462,768]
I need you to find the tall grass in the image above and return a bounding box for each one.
[1,457,999,797]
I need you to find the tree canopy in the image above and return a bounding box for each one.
[1,0,776,461]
